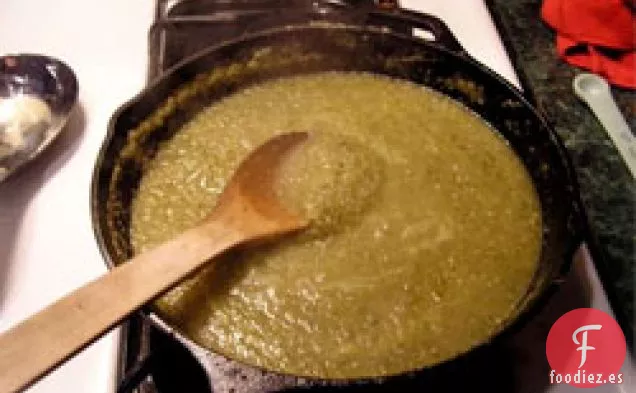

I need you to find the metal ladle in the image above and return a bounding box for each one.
[0,54,78,182]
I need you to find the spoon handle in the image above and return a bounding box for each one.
[0,219,243,393]
[587,96,636,178]
[574,75,636,178]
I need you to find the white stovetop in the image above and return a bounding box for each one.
[0,1,631,392]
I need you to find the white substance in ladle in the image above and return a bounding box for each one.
[0,95,53,180]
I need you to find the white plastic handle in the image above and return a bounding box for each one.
[573,73,636,179]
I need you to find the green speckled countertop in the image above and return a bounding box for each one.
[486,0,634,348]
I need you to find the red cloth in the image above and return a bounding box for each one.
[541,0,636,89]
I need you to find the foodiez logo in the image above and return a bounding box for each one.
[546,308,626,388]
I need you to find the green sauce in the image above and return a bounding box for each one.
[131,72,542,378]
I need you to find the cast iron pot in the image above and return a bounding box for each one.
[91,5,586,391]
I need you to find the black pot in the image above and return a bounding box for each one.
[91,5,586,390]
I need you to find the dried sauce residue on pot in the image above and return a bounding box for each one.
[130,72,542,379]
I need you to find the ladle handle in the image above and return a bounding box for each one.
[0,220,242,393]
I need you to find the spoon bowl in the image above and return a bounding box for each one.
[0,54,78,182]
[573,72,610,98]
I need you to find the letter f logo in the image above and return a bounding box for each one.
[572,324,602,368]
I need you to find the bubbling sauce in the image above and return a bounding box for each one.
[131,73,542,379]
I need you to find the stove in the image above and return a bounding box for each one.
[113,1,633,392]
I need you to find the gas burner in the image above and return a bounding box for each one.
[147,0,379,81]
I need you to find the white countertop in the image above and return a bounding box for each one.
[0,1,153,392]
[0,1,632,392]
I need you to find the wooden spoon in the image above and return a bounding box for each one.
[0,132,309,393]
